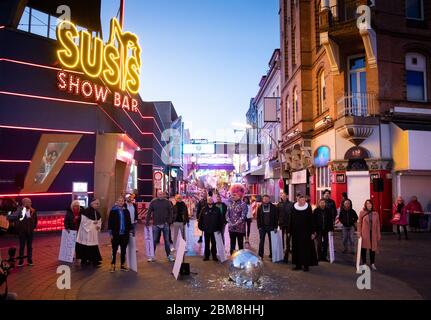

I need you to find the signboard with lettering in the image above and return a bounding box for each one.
[291,169,307,184]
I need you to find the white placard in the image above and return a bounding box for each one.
[328,231,335,263]
[214,231,227,263]
[270,230,284,263]
[126,234,138,272]
[172,238,186,280]
[144,226,155,258]
[175,228,183,252]
[356,237,362,272]
[58,229,77,263]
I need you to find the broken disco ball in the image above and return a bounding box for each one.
[228,249,263,286]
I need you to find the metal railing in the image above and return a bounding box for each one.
[337,92,378,117]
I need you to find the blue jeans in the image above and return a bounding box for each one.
[153,224,171,257]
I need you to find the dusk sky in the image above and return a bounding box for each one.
[101,0,279,142]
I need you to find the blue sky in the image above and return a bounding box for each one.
[101,0,279,142]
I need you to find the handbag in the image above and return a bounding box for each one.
[391,213,401,224]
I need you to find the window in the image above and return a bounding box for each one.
[318,70,327,114]
[293,89,299,124]
[285,98,290,131]
[17,6,60,39]
[316,166,331,201]
[406,0,424,20]
[406,53,427,102]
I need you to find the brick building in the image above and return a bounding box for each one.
[279,0,431,227]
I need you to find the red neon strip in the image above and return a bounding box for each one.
[0,90,97,106]
[0,58,83,74]
[0,124,95,135]
[0,191,94,197]
[0,160,93,164]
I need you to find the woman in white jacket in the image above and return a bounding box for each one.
[75,198,102,267]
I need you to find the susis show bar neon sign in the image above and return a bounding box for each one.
[55,18,141,112]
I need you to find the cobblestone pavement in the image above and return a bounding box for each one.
[1,220,430,300]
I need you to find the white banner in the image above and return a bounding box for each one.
[144,226,155,258]
[175,228,183,252]
[270,230,284,263]
[58,229,77,263]
[214,231,227,263]
[172,238,186,280]
[126,234,138,272]
[328,231,335,264]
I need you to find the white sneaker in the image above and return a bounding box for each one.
[168,255,175,262]
[371,264,377,271]
[147,257,155,262]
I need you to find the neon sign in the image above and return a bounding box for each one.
[56,18,141,94]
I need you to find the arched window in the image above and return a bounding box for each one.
[318,70,327,114]
[293,89,298,124]
[406,52,427,102]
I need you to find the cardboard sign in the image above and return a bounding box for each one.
[328,231,335,263]
[144,226,155,258]
[215,231,227,263]
[270,230,284,263]
[356,237,362,272]
[126,234,138,272]
[58,229,77,263]
[172,238,186,280]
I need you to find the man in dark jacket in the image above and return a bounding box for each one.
[256,195,278,259]
[108,196,132,272]
[323,189,337,223]
[146,191,174,262]
[215,194,228,243]
[14,198,37,267]
[198,197,223,261]
[339,199,358,254]
[277,191,292,263]
[196,191,208,243]
[313,199,334,261]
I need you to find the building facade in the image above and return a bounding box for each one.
[279,0,431,227]
[0,1,182,227]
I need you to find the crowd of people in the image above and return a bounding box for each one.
[4,186,428,275]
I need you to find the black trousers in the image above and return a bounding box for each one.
[281,227,291,261]
[111,234,129,265]
[204,232,217,259]
[258,227,273,258]
[18,232,33,262]
[361,248,375,265]
[397,225,408,237]
[315,231,329,260]
[229,232,244,255]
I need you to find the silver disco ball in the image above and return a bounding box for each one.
[228,249,263,286]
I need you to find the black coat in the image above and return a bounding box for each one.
[313,207,334,233]
[123,203,138,224]
[198,205,223,233]
[215,202,228,224]
[196,199,207,220]
[339,208,358,227]
[277,200,292,228]
[64,207,84,231]
[173,201,189,224]
[325,198,337,223]
[290,203,318,267]
[108,206,132,237]
[256,203,278,230]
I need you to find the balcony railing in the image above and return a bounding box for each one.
[329,0,359,25]
[337,92,378,117]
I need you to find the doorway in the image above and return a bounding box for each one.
[346,171,370,214]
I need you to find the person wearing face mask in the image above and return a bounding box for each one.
[198,196,224,261]
[289,195,317,272]
[14,198,37,267]
[76,198,102,267]
[358,199,381,271]
[256,195,278,260]
[226,184,248,255]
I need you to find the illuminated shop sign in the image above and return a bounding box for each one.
[56,18,141,111]
[314,146,330,167]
